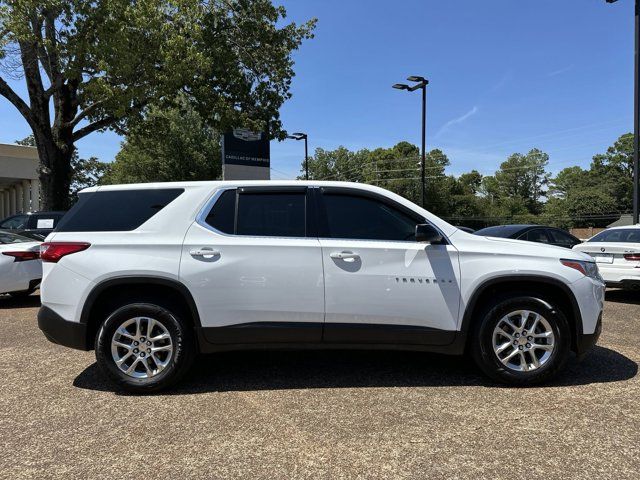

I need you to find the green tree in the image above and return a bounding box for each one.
[492,149,550,214]
[565,190,619,227]
[70,156,111,202]
[0,0,315,209]
[104,96,221,184]
[304,146,367,183]
[590,133,633,211]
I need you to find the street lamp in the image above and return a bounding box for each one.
[393,75,429,208]
[607,0,640,223]
[287,132,309,180]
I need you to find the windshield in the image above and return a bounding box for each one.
[588,228,640,243]
[0,214,28,229]
[0,231,34,244]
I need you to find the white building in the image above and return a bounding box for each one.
[0,143,41,217]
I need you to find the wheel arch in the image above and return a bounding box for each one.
[460,275,583,353]
[80,276,201,349]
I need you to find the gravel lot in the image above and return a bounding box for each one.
[1,291,638,479]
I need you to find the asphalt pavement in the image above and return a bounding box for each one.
[0,291,638,479]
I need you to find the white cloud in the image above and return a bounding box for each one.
[546,64,574,77]
[436,106,479,138]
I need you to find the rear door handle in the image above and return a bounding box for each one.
[330,251,360,261]
[190,248,220,258]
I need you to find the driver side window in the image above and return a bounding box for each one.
[321,193,419,241]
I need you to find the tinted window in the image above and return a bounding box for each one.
[588,228,640,243]
[236,193,305,237]
[0,231,32,244]
[524,229,550,243]
[56,189,184,232]
[205,190,236,234]
[0,214,28,229]
[548,229,578,245]
[476,225,527,238]
[29,213,63,230]
[322,193,418,241]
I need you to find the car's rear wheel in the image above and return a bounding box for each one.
[471,296,571,385]
[95,303,195,393]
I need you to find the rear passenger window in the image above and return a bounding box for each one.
[237,193,305,237]
[205,190,235,234]
[56,189,184,232]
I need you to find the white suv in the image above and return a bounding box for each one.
[38,181,604,392]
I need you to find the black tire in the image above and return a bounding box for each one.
[470,295,571,386]
[95,302,195,393]
[9,288,35,298]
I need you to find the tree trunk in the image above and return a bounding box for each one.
[33,132,74,211]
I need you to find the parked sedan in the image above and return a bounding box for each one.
[0,211,66,240]
[0,231,42,297]
[573,226,640,288]
[474,224,581,249]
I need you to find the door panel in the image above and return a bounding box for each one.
[320,239,461,342]
[181,222,325,334]
[180,187,324,343]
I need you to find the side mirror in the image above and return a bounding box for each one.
[415,223,443,244]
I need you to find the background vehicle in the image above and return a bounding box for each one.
[0,231,41,297]
[37,181,604,393]
[455,226,475,234]
[573,225,640,289]
[474,224,581,249]
[0,211,66,240]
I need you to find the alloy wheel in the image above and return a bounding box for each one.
[492,310,555,372]
[110,317,174,379]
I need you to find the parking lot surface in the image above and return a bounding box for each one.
[1,292,638,479]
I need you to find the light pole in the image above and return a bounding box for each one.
[607,0,640,223]
[393,76,429,209]
[288,132,309,180]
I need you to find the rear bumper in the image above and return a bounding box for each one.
[38,306,90,351]
[575,312,602,358]
[598,266,640,286]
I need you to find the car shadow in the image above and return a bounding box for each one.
[73,345,637,396]
[0,293,40,309]
[605,289,640,305]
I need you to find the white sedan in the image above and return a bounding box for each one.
[573,225,640,288]
[0,231,42,297]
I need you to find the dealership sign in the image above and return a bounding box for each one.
[222,129,270,180]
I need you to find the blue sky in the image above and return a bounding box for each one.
[0,0,634,179]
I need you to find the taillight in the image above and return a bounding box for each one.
[40,242,90,263]
[560,259,587,275]
[623,253,640,261]
[2,251,40,262]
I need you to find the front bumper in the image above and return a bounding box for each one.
[38,306,90,351]
[575,312,602,358]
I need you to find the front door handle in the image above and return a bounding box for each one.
[330,251,360,261]
[190,248,220,258]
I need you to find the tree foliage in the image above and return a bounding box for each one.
[104,95,221,184]
[0,0,315,209]
[300,133,634,229]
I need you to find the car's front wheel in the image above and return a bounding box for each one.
[471,296,571,385]
[95,302,195,393]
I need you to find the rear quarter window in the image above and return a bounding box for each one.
[55,189,184,232]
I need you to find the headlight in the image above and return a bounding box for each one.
[560,259,602,281]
